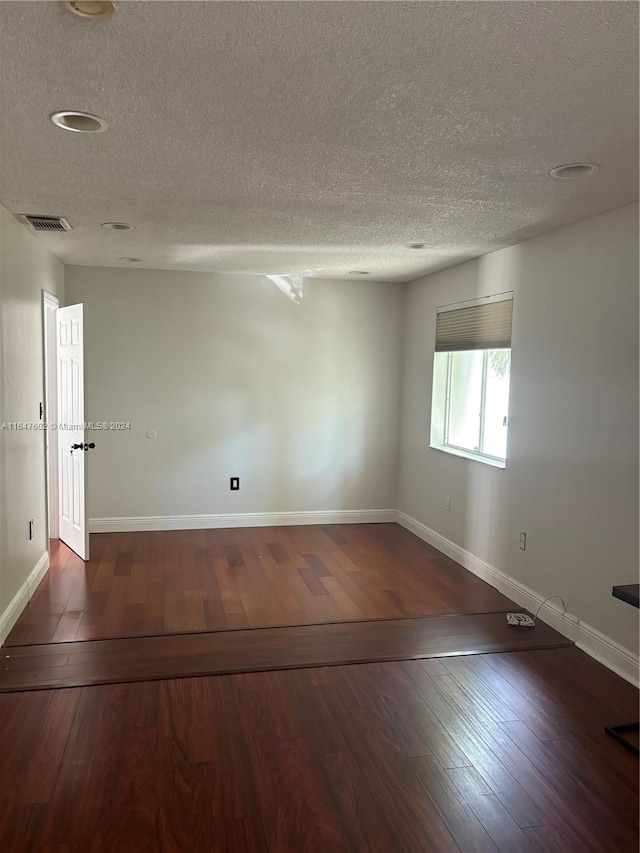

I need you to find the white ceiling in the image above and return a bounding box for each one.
[0,1,637,282]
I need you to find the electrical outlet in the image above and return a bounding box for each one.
[445,496,452,512]
[519,532,527,551]
[230,477,240,491]
[29,519,35,540]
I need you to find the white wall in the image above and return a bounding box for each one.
[0,204,65,628]
[64,268,403,523]
[397,203,639,657]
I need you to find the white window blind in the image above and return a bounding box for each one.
[435,292,513,352]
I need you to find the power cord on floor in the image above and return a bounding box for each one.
[507,595,566,628]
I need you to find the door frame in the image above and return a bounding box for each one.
[42,290,60,540]
[56,302,89,560]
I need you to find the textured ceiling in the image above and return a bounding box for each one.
[0,1,638,281]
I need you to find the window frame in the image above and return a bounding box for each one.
[430,291,513,470]
[440,349,509,466]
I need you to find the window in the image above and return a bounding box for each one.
[430,293,513,467]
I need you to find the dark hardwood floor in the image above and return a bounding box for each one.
[1,524,637,851]
[5,524,515,645]
[0,647,637,852]
[0,612,571,693]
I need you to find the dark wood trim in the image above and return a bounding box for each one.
[0,611,572,693]
[4,607,518,647]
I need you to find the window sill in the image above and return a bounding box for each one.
[429,443,506,469]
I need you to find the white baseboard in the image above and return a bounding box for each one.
[0,551,49,645]
[89,509,397,534]
[397,511,640,688]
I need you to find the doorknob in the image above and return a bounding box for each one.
[70,443,83,453]
[84,442,96,450]
[71,442,96,453]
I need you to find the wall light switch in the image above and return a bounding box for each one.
[445,496,452,512]
[519,532,527,551]
[230,477,240,491]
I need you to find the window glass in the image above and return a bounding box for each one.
[447,350,483,451]
[482,349,511,459]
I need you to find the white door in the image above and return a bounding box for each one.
[57,304,89,560]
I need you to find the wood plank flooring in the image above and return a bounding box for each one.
[0,647,637,852]
[5,524,516,645]
[1,524,637,851]
[0,612,572,693]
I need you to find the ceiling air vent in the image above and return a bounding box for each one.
[19,214,71,233]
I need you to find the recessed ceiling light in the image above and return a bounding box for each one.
[406,243,427,249]
[549,163,599,179]
[102,222,134,231]
[50,110,108,133]
[118,257,141,263]
[63,1,116,19]
[349,270,370,275]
